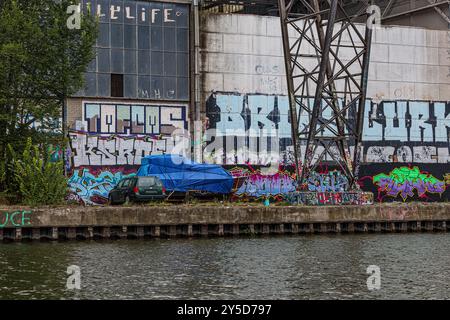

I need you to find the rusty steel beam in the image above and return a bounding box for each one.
[278,0,374,191]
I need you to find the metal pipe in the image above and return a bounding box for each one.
[278,0,302,186]
[352,2,374,189]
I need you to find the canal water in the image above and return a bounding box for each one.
[0,233,449,299]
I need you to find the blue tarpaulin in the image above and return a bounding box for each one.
[137,155,233,194]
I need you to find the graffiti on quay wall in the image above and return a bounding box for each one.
[230,167,297,199]
[68,167,137,205]
[205,92,450,165]
[286,192,374,205]
[372,166,446,201]
[229,166,350,199]
[445,173,450,185]
[0,211,32,228]
[307,170,349,192]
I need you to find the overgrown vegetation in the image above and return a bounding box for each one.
[0,0,98,204]
[8,138,68,206]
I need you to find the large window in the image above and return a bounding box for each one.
[76,0,190,101]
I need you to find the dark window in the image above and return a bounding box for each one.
[122,179,131,187]
[111,74,124,97]
[138,177,156,187]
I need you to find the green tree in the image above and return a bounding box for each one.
[0,0,97,202]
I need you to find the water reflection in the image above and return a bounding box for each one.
[0,234,449,299]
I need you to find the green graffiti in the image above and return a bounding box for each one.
[0,211,32,228]
[373,166,446,200]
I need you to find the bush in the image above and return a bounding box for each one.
[8,138,68,206]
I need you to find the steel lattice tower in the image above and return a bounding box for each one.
[278,0,374,190]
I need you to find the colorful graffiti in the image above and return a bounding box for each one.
[69,130,190,167]
[68,167,137,205]
[287,192,374,206]
[83,103,188,135]
[68,102,189,167]
[307,171,349,192]
[445,173,450,185]
[231,168,297,198]
[373,166,446,201]
[205,93,450,165]
[0,211,32,228]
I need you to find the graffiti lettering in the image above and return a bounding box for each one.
[286,192,374,205]
[0,211,32,228]
[206,93,450,165]
[307,171,349,192]
[373,166,446,201]
[68,168,136,205]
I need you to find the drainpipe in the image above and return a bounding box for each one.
[191,0,202,163]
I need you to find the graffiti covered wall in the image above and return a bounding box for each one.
[204,93,450,165]
[359,164,449,202]
[205,93,449,202]
[68,102,188,204]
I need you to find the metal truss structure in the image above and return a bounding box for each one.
[278,0,374,190]
[201,0,450,26]
[200,0,449,190]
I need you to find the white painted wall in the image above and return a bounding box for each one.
[200,13,450,101]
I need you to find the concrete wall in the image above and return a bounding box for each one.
[200,13,450,203]
[200,13,450,102]
[66,97,189,205]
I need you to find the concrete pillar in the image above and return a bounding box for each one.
[416,221,422,231]
[249,224,255,234]
[231,224,239,235]
[425,221,434,232]
[347,223,355,233]
[32,228,40,240]
[374,223,381,233]
[442,221,447,231]
[218,224,224,236]
[400,222,407,232]
[292,224,299,234]
[52,227,58,240]
[262,224,270,234]
[87,227,94,239]
[363,223,368,232]
[320,224,327,233]
[187,224,193,236]
[336,223,341,233]
[154,226,161,237]
[67,227,76,240]
[15,228,22,241]
[167,225,177,237]
[120,226,127,239]
[200,225,208,236]
[137,226,145,238]
[390,222,396,232]
[278,224,284,234]
[102,227,111,239]
[309,223,314,234]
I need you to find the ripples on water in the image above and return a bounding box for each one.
[0,233,449,300]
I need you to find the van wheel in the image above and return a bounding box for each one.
[124,195,131,206]
[108,195,115,206]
